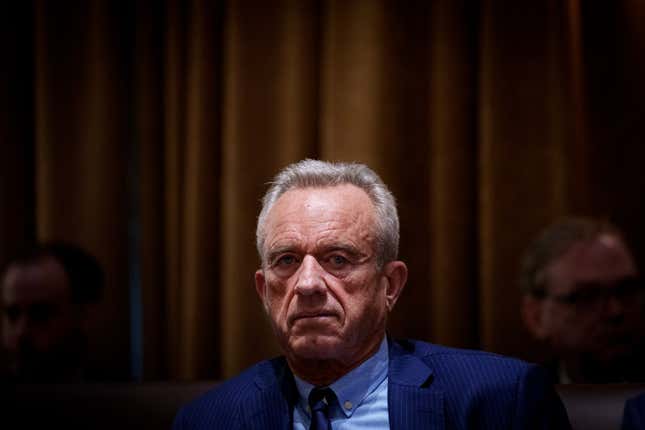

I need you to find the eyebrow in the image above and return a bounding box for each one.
[319,243,365,258]
[265,242,367,263]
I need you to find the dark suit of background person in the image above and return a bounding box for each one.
[174,160,571,429]
[622,393,645,430]
[520,218,645,384]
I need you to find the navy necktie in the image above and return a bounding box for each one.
[308,387,336,430]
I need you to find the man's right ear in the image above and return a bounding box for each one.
[521,295,548,340]
[255,269,266,301]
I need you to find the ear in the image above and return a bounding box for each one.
[382,261,408,312]
[521,295,548,340]
[255,269,274,316]
[255,269,267,303]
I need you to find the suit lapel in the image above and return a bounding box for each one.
[388,340,445,430]
[241,342,445,429]
[242,358,296,430]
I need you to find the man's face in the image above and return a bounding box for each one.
[537,235,644,364]
[1,258,81,376]
[255,184,401,368]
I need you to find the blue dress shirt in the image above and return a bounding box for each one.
[293,337,390,430]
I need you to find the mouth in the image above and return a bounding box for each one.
[290,312,337,326]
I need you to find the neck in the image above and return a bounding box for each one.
[287,337,384,386]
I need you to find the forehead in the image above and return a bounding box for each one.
[546,234,637,288]
[1,258,70,304]
[264,184,376,246]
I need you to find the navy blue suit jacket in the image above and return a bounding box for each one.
[622,393,645,430]
[174,339,571,429]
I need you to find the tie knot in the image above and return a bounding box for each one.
[308,387,336,412]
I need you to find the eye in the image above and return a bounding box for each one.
[327,254,349,269]
[268,253,302,276]
[275,254,299,267]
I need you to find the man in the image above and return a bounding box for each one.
[622,393,645,430]
[1,242,104,382]
[520,217,645,383]
[175,160,570,429]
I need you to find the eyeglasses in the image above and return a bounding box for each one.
[537,277,645,309]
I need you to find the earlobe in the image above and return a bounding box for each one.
[383,261,408,311]
[521,296,548,339]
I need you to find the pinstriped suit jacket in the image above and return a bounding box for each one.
[174,339,571,429]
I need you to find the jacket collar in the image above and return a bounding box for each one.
[388,338,434,386]
[387,338,445,430]
[244,357,295,429]
[246,339,445,430]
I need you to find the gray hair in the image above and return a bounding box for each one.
[519,217,625,296]
[256,159,399,267]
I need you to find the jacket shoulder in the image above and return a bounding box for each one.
[390,339,570,428]
[391,338,546,407]
[173,358,284,430]
[394,338,533,380]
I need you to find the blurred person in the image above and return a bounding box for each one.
[174,160,570,429]
[1,242,104,382]
[520,217,645,383]
[622,392,645,430]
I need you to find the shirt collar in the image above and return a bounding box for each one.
[293,336,389,418]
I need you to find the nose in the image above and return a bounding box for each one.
[294,255,327,297]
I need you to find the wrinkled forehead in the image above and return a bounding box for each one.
[1,258,70,304]
[264,185,377,238]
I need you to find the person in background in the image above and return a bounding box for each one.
[622,392,645,430]
[520,217,645,383]
[1,242,104,382]
[174,159,570,429]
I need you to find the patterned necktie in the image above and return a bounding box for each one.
[308,387,336,430]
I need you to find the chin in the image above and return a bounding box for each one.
[289,335,342,360]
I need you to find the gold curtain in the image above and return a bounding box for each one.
[2,0,645,380]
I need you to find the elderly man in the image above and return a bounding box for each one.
[175,160,570,429]
[520,217,645,383]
